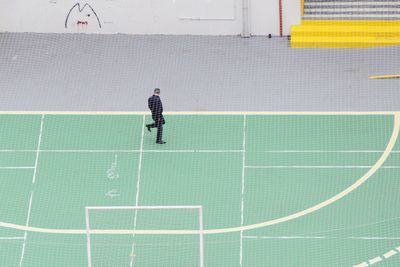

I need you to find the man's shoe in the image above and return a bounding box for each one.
[146,125,151,132]
[156,141,166,144]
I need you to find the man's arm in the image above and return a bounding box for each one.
[154,98,163,119]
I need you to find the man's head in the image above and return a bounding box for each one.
[154,88,160,95]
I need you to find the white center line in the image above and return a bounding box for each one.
[130,115,146,267]
[19,114,44,266]
[240,115,246,266]
[0,167,35,169]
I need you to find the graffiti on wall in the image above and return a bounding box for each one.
[65,3,102,29]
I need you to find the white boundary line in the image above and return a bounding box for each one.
[0,113,398,236]
[243,236,400,240]
[1,149,400,153]
[245,166,400,169]
[240,115,246,266]
[85,208,92,267]
[0,149,244,153]
[19,114,44,267]
[199,206,204,267]
[87,205,203,210]
[0,111,396,115]
[263,150,400,153]
[130,115,145,267]
[354,244,400,266]
[0,167,35,169]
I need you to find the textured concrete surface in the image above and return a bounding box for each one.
[0,33,399,111]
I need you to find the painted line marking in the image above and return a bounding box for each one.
[240,115,246,266]
[19,192,33,266]
[130,115,145,267]
[199,206,204,267]
[383,250,397,259]
[368,256,382,264]
[243,236,400,240]
[354,263,368,267]
[0,113,398,236]
[32,115,44,184]
[0,149,244,153]
[263,150,400,153]
[396,246,400,252]
[85,208,92,267]
[245,166,400,169]
[0,167,35,169]
[19,115,44,267]
[86,205,202,210]
[0,111,395,115]
[1,149,400,154]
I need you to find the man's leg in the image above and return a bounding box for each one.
[156,125,165,144]
[146,122,157,132]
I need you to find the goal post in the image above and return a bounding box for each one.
[85,205,204,267]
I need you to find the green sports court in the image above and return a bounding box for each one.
[1,112,400,266]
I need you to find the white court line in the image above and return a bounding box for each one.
[0,167,35,169]
[19,114,44,267]
[243,236,400,240]
[0,149,244,153]
[87,205,202,210]
[0,149,399,154]
[240,115,246,266]
[85,208,92,267]
[0,111,396,115]
[368,256,382,264]
[199,207,204,267]
[354,263,368,267]
[130,115,146,267]
[32,115,44,184]
[263,150,400,153]
[19,192,33,266]
[383,250,397,259]
[245,166,400,169]
[0,113,398,236]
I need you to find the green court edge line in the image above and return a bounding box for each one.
[0,111,398,115]
[0,113,398,235]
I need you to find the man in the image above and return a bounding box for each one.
[146,88,166,144]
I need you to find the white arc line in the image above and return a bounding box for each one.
[0,113,398,236]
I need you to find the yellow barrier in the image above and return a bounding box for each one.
[369,74,400,79]
[291,20,400,48]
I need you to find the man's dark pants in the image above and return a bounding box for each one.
[148,115,165,143]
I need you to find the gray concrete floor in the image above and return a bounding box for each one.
[0,33,399,111]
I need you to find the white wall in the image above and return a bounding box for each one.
[0,0,301,36]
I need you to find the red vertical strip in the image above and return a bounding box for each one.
[279,0,283,37]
